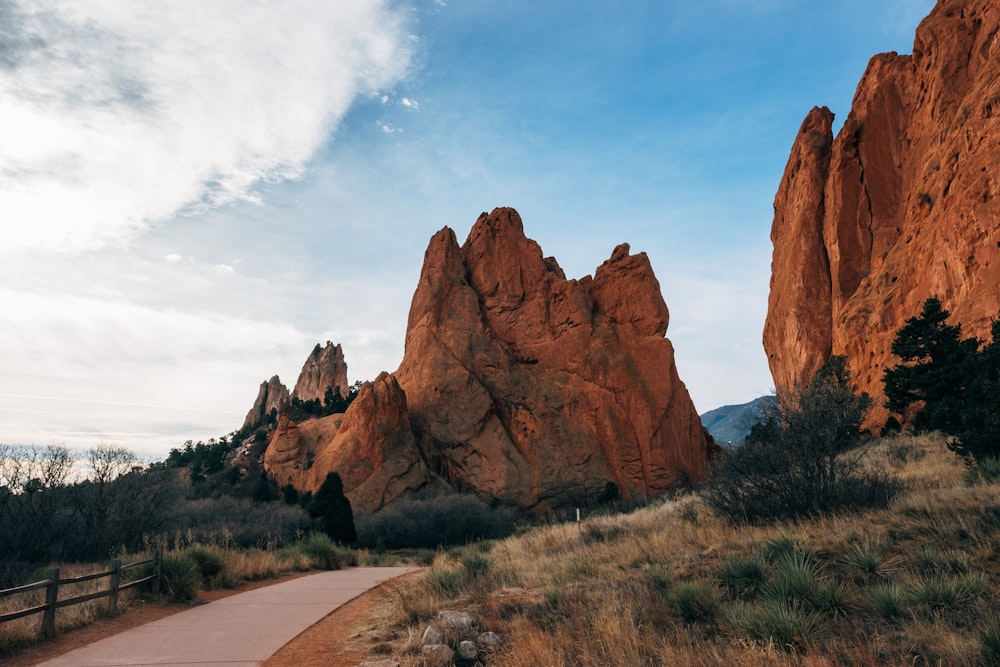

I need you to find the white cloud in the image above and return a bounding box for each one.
[0,0,413,255]
[400,97,421,111]
[0,281,314,452]
[164,253,183,263]
[377,121,402,134]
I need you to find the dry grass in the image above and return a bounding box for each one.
[0,561,147,653]
[366,433,1000,666]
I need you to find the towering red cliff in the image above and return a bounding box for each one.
[764,0,1000,424]
[263,208,716,512]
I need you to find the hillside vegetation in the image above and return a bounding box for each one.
[366,433,1000,665]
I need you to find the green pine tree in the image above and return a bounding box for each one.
[882,297,974,433]
[308,472,356,544]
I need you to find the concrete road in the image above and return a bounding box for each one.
[37,566,417,667]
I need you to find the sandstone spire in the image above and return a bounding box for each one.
[764,0,1000,425]
[263,208,717,511]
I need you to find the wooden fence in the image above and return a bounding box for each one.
[0,553,161,638]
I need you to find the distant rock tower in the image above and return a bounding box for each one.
[293,342,349,402]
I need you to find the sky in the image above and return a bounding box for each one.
[0,0,935,457]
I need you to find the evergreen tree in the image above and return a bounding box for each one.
[882,297,975,433]
[308,472,356,544]
[956,319,1000,458]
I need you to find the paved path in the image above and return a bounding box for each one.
[37,566,417,667]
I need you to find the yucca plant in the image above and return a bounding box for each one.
[718,553,768,598]
[160,551,201,602]
[839,538,898,580]
[763,551,823,605]
[666,581,722,624]
[869,581,907,618]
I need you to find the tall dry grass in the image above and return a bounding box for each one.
[367,433,1000,666]
[0,559,149,653]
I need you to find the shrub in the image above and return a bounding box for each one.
[461,553,493,579]
[428,565,462,596]
[160,551,201,601]
[183,544,225,586]
[966,455,1000,484]
[647,565,671,591]
[666,581,721,624]
[355,492,520,549]
[296,532,356,570]
[704,357,902,523]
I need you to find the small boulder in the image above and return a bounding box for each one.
[478,631,503,648]
[421,644,455,666]
[421,625,442,645]
[457,640,479,660]
[437,610,474,629]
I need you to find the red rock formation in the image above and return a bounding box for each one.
[764,0,1000,425]
[293,342,349,402]
[264,208,716,512]
[242,375,290,429]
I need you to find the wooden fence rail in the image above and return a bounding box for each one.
[0,552,161,638]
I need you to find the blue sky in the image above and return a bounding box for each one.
[0,0,933,456]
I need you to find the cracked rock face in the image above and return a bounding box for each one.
[264,207,715,512]
[764,0,1000,426]
[243,375,290,429]
[293,341,349,402]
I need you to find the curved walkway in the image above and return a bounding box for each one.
[37,566,417,667]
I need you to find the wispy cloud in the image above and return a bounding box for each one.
[0,0,413,255]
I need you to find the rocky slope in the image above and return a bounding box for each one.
[700,395,777,448]
[262,208,717,512]
[764,0,1000,425]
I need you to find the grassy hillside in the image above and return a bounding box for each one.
[366,434,1000,666]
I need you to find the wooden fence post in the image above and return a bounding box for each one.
[152,550,162,596]
[109,559,121,615]
[41,567,59,639]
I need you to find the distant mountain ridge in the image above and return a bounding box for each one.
[700,396,776,447]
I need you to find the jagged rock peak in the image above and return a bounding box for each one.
[242,375,290,429]
[293,341,349,402]
[764,0,1000,426]
[263,207,717,512]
